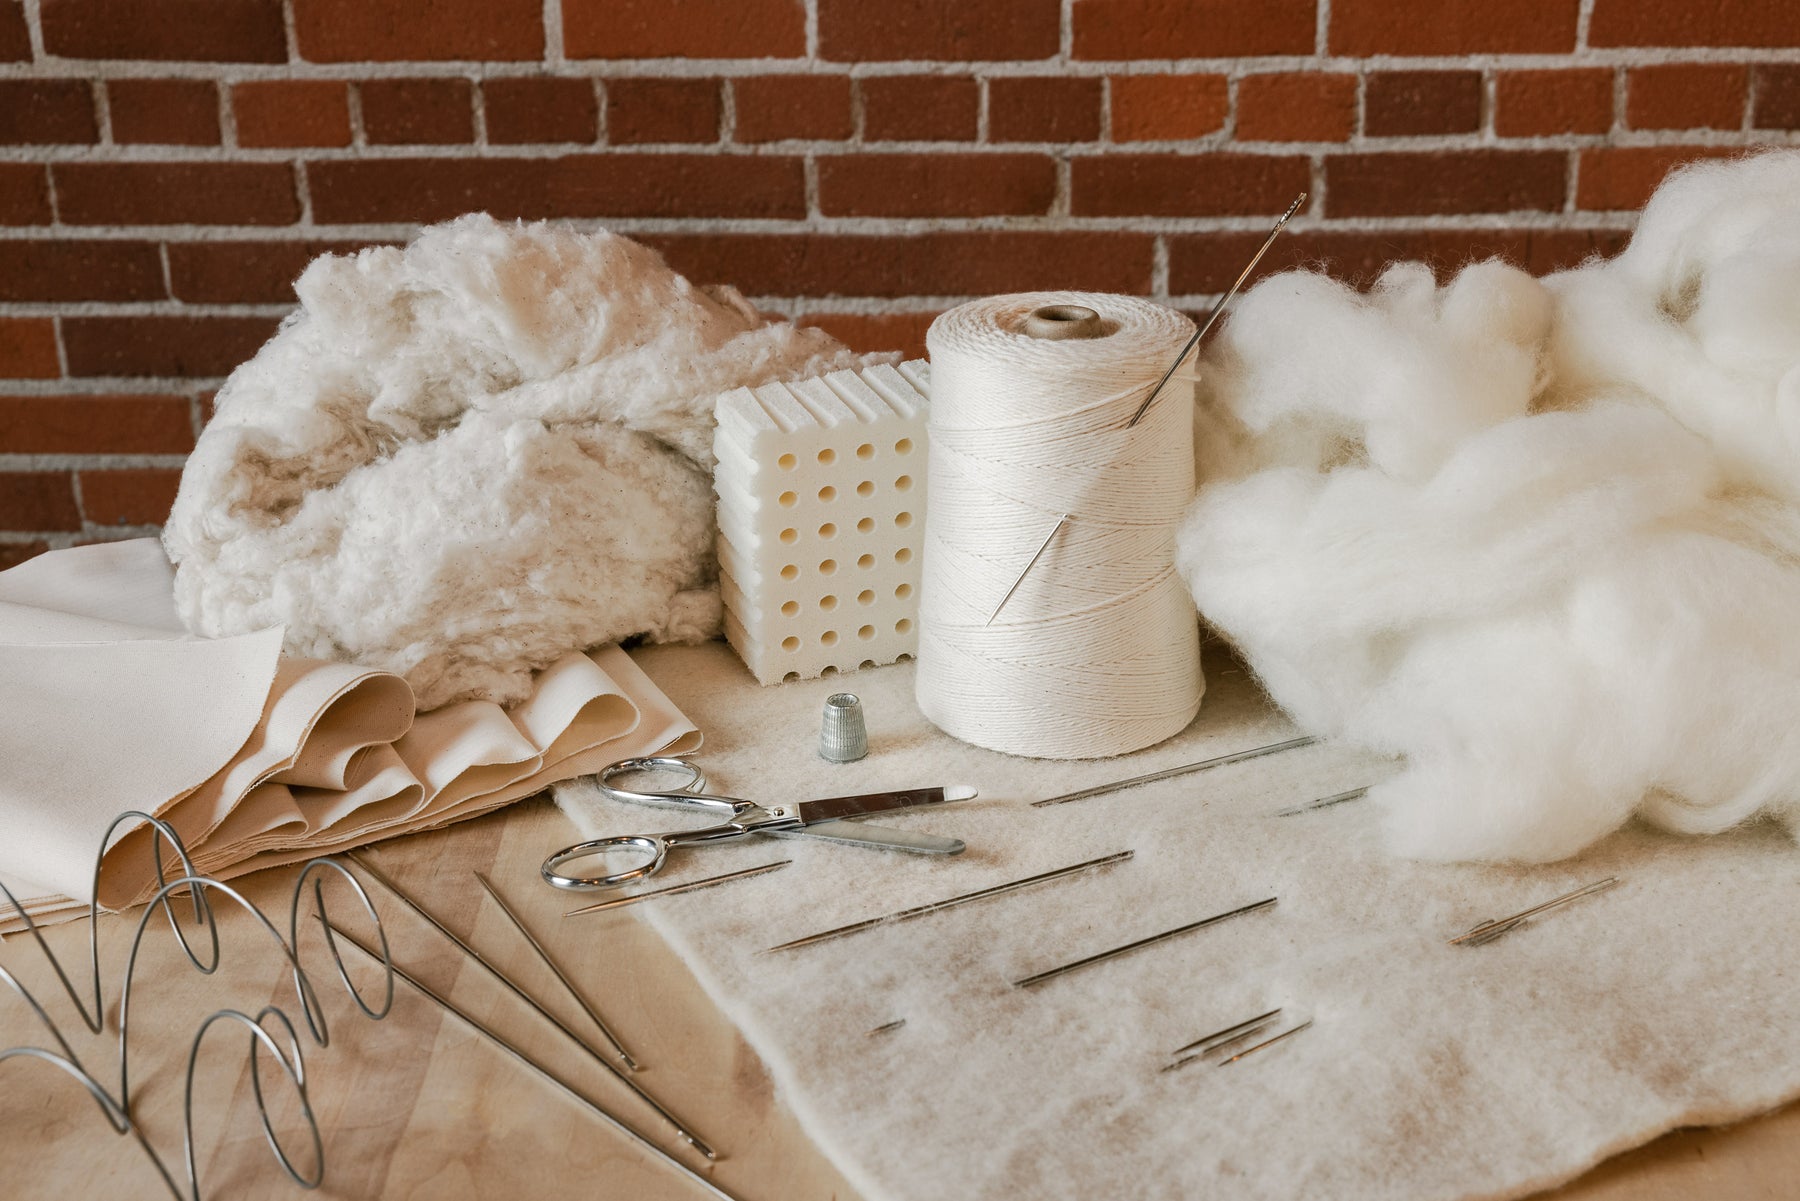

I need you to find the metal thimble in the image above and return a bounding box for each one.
[819,693,868,763]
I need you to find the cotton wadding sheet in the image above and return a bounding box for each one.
[559,642,1800,1201]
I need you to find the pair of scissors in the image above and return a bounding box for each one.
[542,757,978,890]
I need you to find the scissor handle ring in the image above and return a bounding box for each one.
[598,757,709,806]
[541,835,668,891]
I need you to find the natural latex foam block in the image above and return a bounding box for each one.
[714,361,929,685]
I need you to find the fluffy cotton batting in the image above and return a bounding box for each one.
[164,214,872,709]
[1177,150,1800,864]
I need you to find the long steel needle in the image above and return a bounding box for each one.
[348,853,717,1158]
[564,860,792,917]
[327,920,746,1201]
[474,870,639,1070]
[1032,735,1318,808]
[1274,786,1370,817]
[1449,877,1621,947]
[1013,896,1278,988]
[987,192,1307,625]
[765,850,1134,953]
[1126,191,1307,427]
[1219,1019,1314,1065]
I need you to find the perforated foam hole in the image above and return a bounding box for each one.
[713,360,933,685]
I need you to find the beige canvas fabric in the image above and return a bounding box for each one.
[0,541,698,925]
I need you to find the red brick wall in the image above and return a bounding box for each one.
[2,0,1799,562]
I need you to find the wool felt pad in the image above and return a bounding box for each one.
[557,641,1800,1201]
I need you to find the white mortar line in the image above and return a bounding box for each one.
[542,0,564,66]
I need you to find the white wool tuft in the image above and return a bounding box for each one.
[1178,150,1800,863]
[165,214,873,708]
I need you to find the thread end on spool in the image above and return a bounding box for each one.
[1022,304,1105,341]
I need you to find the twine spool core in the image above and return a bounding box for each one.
[1022,304,1107,341]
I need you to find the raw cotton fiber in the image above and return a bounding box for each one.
[1177,151,1800,864]
[165,214,869,709]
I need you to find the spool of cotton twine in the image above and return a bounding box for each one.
[917,292,1204,760]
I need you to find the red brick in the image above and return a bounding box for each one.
[1577,146,1741,211]
[295,0,541,61]
[989,77,1101,142]
[1110,74,1228,142]
[1626,64,1747,131]
[734,75,852,143]
[361,78,473,145]
[644,231,1155,298]
[62,315,279,377]
[1591,0,1800,47]
[485,78,598,145]
[1171,228,1628,295]
[0,474,80,532]
[0,318,58,379]
[233,81,351,148]
[1331,0,1576,54]
[1074,0,1312,57]
[41,0,286,61]
[1365,71,1483,136]
[1071,153,1310,218]
[564,0,804,58]
[56,162,299,225]
[109,79,220,145]
[1754,65,1800,129]
[0,541,50,570]
[800,312,937,359]
[823,0,1058,61]
[167,239,378,303]
[0,395,194,454]
[862,76,977,141]
[0,164,50,224]
[1327,150,1566,217]
[0,80,97,144]
[0,241,165,302]
[80,469,182,525]
[0,2,29,60]
[818,154,1055,217]
[607,78,718,144]
[309,155,805,223]
[1495,69,1613,136]
[1236,73,1354,142]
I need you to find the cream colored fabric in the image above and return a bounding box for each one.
[0,541,699,925]
[559,642,1800,1201]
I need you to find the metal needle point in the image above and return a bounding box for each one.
[473,870,639,1070]
[327,920,740,1197]
[986,192,1307,624]
[347,853,717,1157]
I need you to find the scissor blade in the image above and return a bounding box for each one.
[771,823,964,855]
[793,785,978,825]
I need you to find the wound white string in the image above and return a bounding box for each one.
[917,292,1204,759]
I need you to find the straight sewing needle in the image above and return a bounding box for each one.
[1274,786,1370,817]
[347,853,718,1158]
[1219,1018,1314,1065]
[986,191,1307,625]
[764,850,1134,953]
[1012,896,1278,988]
[1449,877,1621,947]
[325,920,747,1201]
[1031,735,1319,808]
[1125,191,1307,428]
[564,860,792,917]
[474,870,639,1071]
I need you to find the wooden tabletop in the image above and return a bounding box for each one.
[1,796,1793,1200]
